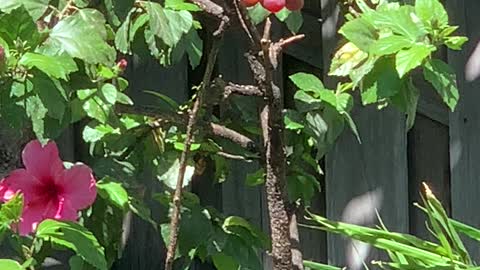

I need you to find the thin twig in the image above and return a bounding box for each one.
[233,0,261,47]
[216,151,254,161]
[164,29,225,270]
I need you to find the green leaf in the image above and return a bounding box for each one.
[97,178,129,210]
[82,96,110,123]
[339,16,377,52]
[391,80,420,130]
[19,53,78,80]
[371,35,412,56]
[146,2,193,47]
[247,4,270,25]
[184,29,203,68]
[395,44,434,78]
[284,109,304,130]
[69,256,85,270]
[0,193,23,224]
[0,259,23,270]
[157,158,195,189]
[361,58,403,105]
[289,72,325,93]
[165,0,201,11]
[100,83,118,104]
[444,36,468,51]
[245,169,265,186]
[212,254,239,270]
[303,260,342,270]
[366,6,426,41]
[36,220,107,270]
[0,0,49,21]
[0,7,40,47]
[45,9,115,64]
[129,14,149,43]
[415,0,448,29]
[329,42,369,78]
[26,95,48,141]
[423,59,459,111]
[285,11,303,33]
[82,123,119,142]
[31,72,67,120]
[115,11,132,54]
[116,92,133,105]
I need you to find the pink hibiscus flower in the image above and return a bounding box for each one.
[0,140,97,235]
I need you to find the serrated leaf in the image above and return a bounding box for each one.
[329,42,368,77]
[415,0,448,29]
[0,0,49,21]
[82,96,110,123]
[129,13,149,43]
[36,220,107,270]
[97,178,129,210]
[115,11,133,54]
[365,6,426,41]
[395,44,434,78]
[165,0,201,11]
[423,59,459,111]
[184,29,203,68]
[361,58,403,105]
[31,72,67,120]
[289,72,325,93]
[390,80,419,130]
[371,35,412,56]
[100,83,117,104]
[82,123,119,142]
[19,53,78,80]
[0,7,40,46]
[444,36,468,51]
[0,194,23,224]
[146,2,192,47]
[339,16,377,52]
[45,9,115,64]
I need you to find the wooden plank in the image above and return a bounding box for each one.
[113,55,189,270]
[217,29,268,268]
[407,114,450,239]
[283,13,323,69]
[446,0,480,258]
[325,105,409,265]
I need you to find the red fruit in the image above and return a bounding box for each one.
[241,0,259,7]
[261,0,285,13]
[117,59,128,71]
[285,0,303,11]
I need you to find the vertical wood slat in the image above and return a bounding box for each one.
[321,0,409,265]
[113,55,189,270]
[217,30,269,268]
[446,0,480,259]
[408,114,450,239]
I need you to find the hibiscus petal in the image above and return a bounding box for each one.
[0,169,43,202]
[18,203,44,235]
[22,140,64,183]
[56,164,97,210]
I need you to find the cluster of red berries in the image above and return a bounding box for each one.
[241,0,303,13]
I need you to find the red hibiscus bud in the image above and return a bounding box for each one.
[241,0,259,7]
[285,0,303,11]
[260,0,285,13]
[117,59,128,71]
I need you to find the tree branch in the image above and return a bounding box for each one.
[164,25,225,270]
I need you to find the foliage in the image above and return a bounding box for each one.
[0,0,468,269]
[305,184,480,269]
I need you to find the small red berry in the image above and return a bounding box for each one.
[261,0,285,13]
[117,59,128,71]
[285,0,303,11]
[241,0,259,7]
